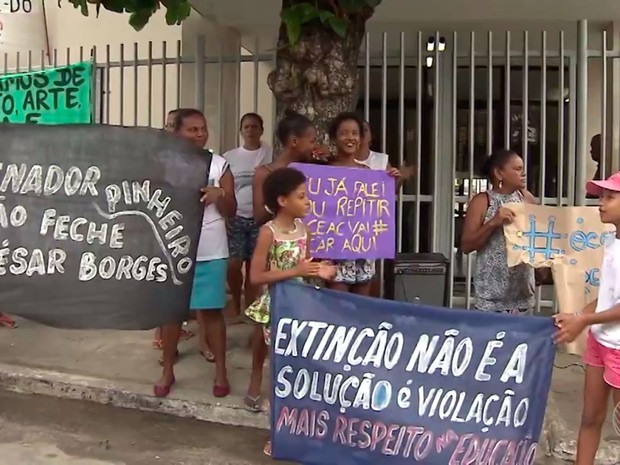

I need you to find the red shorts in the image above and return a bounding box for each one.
[583,331,620,389]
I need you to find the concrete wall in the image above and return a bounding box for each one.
[239,53,275,146]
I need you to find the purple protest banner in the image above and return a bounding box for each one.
[290,163,396,260]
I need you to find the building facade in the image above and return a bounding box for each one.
[2,0,619,309]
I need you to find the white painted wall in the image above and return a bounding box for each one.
[239,52,275,146]
[0,0,47,69]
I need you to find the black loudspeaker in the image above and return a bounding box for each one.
[385,253,450,307]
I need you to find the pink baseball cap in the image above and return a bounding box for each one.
[586,171,620,196]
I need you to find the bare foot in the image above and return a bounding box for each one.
[155,372,175,387]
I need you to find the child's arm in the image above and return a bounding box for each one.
[249,226,320,286]
[554,299,601,344]
[305,229,312,260]
[580,300,620,325]
[304,227,337,281]
[579,299,598,315]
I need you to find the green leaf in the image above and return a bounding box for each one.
[164,0,191,25]
[318,9,335,25]
[327,16,347,38]
[67,0,90,16]
[129,9,153,30]
[100,0,125,14]
[295,2,319,23]
[281,6,303,45]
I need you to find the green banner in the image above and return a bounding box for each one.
[0,62,92,124]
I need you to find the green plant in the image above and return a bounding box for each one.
[62,0,382,37]
[64,0,192,31]
[280,0,381,45]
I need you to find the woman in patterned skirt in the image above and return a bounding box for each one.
[460,149,536,314]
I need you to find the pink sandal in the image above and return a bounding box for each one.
[0,314,17,329]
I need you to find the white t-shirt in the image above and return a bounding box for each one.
[195,153,229,261]
[355,150,389,171]
[591,235,620,349]
[223,144,273,218]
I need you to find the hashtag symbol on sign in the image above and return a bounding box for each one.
[372,219,388,235]
[512,214,564,261]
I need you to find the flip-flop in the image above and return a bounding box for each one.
[244,395,269,413]
[0,314,17,329]
[152,339,164,350]
[180,329,195,341]
[201,350,215,363]
[263,441,272,457]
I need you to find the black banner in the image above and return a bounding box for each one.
[0,125,210,330]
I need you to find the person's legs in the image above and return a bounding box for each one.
[197,310,230,395]
[226,217,245,320]
[246,324,269,409]
[613,388,620,432]
[226,258,244,319]
[576,365,610,465]
[154,322,181,397]
[351,281,372,296]
[326,282,350,292]
[194,259,230,396]
[350,259,375,297]
[196,315,214,362]
[368,259,381,297]
[327,260,354,293]
[576,334,612,465]
[242,221,261,310]
[603,346,620,447]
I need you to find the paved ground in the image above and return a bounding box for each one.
[0,390,284,465]
[0,317,267,428]
[0,318,619,463]
[0,390,570,465]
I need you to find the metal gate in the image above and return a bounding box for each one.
[1,21,616,311]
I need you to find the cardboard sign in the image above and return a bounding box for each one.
[504,203,614,355]
[290,163,396,260]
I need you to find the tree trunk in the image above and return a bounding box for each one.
[268,2,367,153]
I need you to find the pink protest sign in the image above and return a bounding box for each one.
[290,163,396,260]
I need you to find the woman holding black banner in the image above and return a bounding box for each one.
[155,108,236,398]
[152,108,195,351]
[325,112,400,297]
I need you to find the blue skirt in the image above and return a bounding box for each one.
[190,259,228,310]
